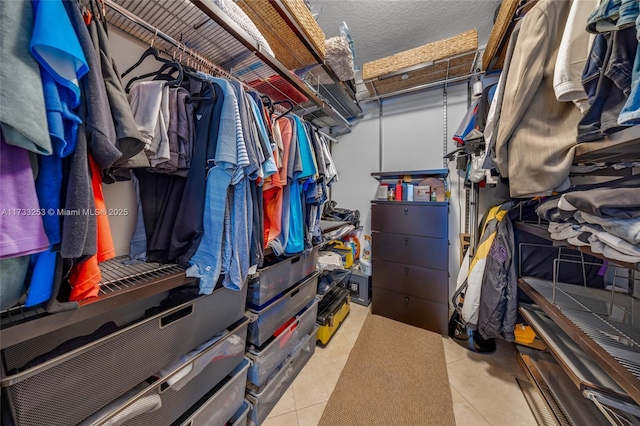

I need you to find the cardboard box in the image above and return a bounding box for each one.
[413,185,431,201]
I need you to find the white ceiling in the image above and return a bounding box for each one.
[311,0,501,68]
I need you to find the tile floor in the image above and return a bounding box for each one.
[262,303,537,426]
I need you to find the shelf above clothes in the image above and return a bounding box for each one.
[574,125,640,165]
[0,258,189,349]
[104,0,358,134]
[518,277,640,406]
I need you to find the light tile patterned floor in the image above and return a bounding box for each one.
[263,303,537,426]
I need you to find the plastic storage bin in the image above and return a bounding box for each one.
[80,318,248,425]
[247,272,318,347]
[227,401,250,426]
[247,246,319,308]
[246,298,318,387]
[246,325,319,426]
[1,285,247,426]
[174,360,250,426]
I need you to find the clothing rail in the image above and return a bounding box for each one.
[103,0,350,128]
[104,0,308,113]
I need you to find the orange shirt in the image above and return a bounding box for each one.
[69,155,116,301]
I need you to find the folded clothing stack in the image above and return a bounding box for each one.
[536,186,640,265]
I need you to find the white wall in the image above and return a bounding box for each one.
[331,83,470,298]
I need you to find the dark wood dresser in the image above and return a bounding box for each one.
[371,200,449,334]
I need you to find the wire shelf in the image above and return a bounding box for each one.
[104,0,356,130]
[520,277,640,405]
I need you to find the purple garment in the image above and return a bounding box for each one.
[0,139,49,259]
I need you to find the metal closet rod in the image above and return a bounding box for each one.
[104,0,234,79]
[103,0,306,116]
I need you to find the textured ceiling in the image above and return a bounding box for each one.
[312,0,501,68]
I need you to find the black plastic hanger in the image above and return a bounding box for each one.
[183,68,215,103]
[124,61,184,93]
[121,46,171,79]
[273,100,294,120]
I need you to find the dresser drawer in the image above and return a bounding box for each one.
[371,203,447,238]
[372,259,448,304]
[372,288,449,335]
[372,232,448,270]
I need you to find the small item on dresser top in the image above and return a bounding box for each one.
[376,183,389,200]
[387,185,395,200]
[407,183,414,201]
[395,180,403,200]
[401,183,408,201]
[414,185,432,201]
[430,190,437,202]
[419,177,446,201]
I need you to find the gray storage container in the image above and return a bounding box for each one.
[247,272,318,347]
[1,285,247,426]
[247,246,320,307]
[80,318,248,425]
[246,325,319,426]
[246,298,318,387]
[228,401,250,426]
[176,360,250,426]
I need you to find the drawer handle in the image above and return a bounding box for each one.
[404,208,409,213]
[404,267,409,273]
[160,304,194,328]
[404,237,409,244]
[291,256,301,264]
[405,297,409,302]
[290,288,301,298]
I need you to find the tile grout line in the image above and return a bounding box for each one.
[449,383,493,426]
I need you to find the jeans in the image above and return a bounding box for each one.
[618,0,640,29]
[587,0,622,32]
[582,34,608,104]
[186,166,232,295]
[128,172,147,263]
[578,28,637,142]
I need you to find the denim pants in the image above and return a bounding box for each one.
[587,0,638,32]
[619,16,640,124]
[578,27,637,142]
[186,166,232,295]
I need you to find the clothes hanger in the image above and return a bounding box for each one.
[261,95,275,115]
[273,100,294,120]
[120,30,171,78]
[124,61,184,92]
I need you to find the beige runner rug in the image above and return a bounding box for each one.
[318,314,455,426]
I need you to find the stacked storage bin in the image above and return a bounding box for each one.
[244,247,320,426]
[1,282,250,426]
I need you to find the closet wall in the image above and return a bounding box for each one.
[330,83,470,296]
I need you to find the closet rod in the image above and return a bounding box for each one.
[104,0,311,119]
[104,0,232,80]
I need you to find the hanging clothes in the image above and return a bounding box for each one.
[27,0,89,307]
[86,0,148,178]
[169,82,223,267]
[68,156,116,301]
[495,0,579,198]
[0,0,51,155]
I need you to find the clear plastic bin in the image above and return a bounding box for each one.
[247,272,318,347]
[247,246,320,308]
[246,325,319,425]
[246,298,318,387]
[174,360,250,426]
[228,401,250,426]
